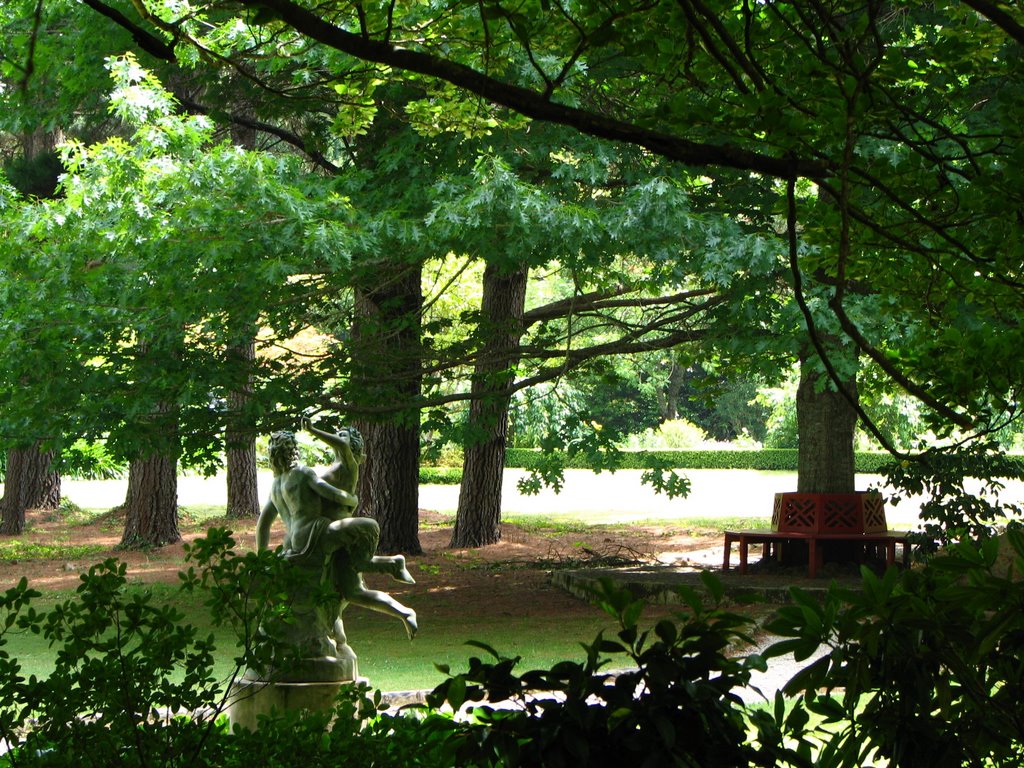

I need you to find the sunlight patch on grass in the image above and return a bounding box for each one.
[0,540,106,563]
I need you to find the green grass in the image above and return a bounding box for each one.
[1,581,634,694]
[502,513,773,536]
[502,515,595,534]
[0,540,107,563]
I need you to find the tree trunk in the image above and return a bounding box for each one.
[355,418,422,554]
[351,264,423,554]
[119,340,181,548]
[0,445,60,535]
[119,453,180,548]
[451,263,529,548]
[662,357,685,421]
[0,131,65,536]
[226,439,259,518]
[225,336,259,518]
[796,354,858,494]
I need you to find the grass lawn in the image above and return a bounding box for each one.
[1,579,643,693]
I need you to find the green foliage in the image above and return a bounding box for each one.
[0,559,224,766]
[56,439,127,480]
[882,441,1024,549]
[764,533,1024,766]
[0,529,462,767]
[426,576,808,767]
[0,58,359,473]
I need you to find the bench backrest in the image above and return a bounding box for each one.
[772,492,887,534]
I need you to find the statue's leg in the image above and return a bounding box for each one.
[332,600,357,666]
[348,588,418,640]
[363,554,415,584]
[332,560,417,639]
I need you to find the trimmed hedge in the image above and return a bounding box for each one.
[418,466,463,485]
[503,448,895,473]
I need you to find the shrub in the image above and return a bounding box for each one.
[503,447,892,473]
[764,531,1024,767]
[426,575,810,768]
[0,530,463,768]
[619,419,710,450]
[57,439,128,480]
[419,466,463,485]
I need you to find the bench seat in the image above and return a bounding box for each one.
[722,529,910,578]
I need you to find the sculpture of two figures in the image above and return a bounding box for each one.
[250,419,417,683]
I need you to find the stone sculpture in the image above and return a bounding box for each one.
[250,423,416,684]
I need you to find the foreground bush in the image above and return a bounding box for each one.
[425,575,808,768]
[766,529,1024,767]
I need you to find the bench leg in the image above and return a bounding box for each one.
[738,538,749,574]
[723,536,733,572]
[808,539,819,578]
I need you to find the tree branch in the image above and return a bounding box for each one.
[961,0,1024,46]
[80,0,177,61]
[177,97,341,173]
[240,0,829,180]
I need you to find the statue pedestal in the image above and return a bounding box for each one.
[227,678,362,731]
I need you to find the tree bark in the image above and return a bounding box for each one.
[796,354,858,494]
[119,452,180,548]
[119,340,181,548]
[354,418,422,554]
[351,264,423,555]
[451,263,529,548]
[0,445,60,535]
[225,336,260,518]
[226,438,259,518]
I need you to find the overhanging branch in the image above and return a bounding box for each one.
[241,0,830,180]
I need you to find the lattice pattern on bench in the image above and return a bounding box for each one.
[776,495,819,532]
[773,492,884,534]
[862,494,887,533]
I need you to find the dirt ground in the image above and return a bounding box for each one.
[1,508,723,620]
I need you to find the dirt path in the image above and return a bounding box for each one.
[0,508,723,623]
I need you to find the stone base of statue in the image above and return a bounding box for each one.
[227,651,362,731]
[226,678,358,731]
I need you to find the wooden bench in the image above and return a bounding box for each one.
[722,492,911,578]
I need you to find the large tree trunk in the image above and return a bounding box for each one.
[796,356,858,494]
[226,438,259,519]
[451,263,529,548]
[351,264,423,554]
[119,453,180,548]
[225,336,259,518]
[119,340,181,548]
[355,418,422,554]
[0,445,60,535]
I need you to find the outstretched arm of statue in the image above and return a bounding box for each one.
[255,500,279,551]
[302,418,359,484]
[302,417,350,453]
